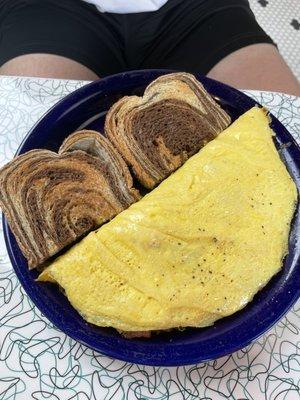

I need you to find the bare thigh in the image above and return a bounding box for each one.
[207,44,300,96]
[0,54,99,80]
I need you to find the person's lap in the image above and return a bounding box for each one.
[0,0,299,95]
[0,54,99,80]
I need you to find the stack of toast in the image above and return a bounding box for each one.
[0,72,231,269]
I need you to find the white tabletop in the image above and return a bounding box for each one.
[0,76,299,400]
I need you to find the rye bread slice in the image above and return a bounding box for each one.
[0,132,140,268]
[59,129,140,206]
[105,72,231,189]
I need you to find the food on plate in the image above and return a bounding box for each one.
[0,133,140,268]
[59,129,111,156]
[38,107,297,334]
[105,72,231,189]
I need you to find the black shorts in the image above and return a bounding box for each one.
[0,0,274,77]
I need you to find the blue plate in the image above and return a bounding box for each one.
[3,70,300,366]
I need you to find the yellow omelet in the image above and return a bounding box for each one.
[38,107,297,332]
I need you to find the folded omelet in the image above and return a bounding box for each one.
[38,107,297,332]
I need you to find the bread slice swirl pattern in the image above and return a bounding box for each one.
[105,72,231,188]
[59,129,139,205]
[0,132,140,269]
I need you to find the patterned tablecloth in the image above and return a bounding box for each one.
[0,76,299,400]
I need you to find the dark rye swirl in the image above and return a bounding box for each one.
[105,72,231,189]
[0,137,140,269]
